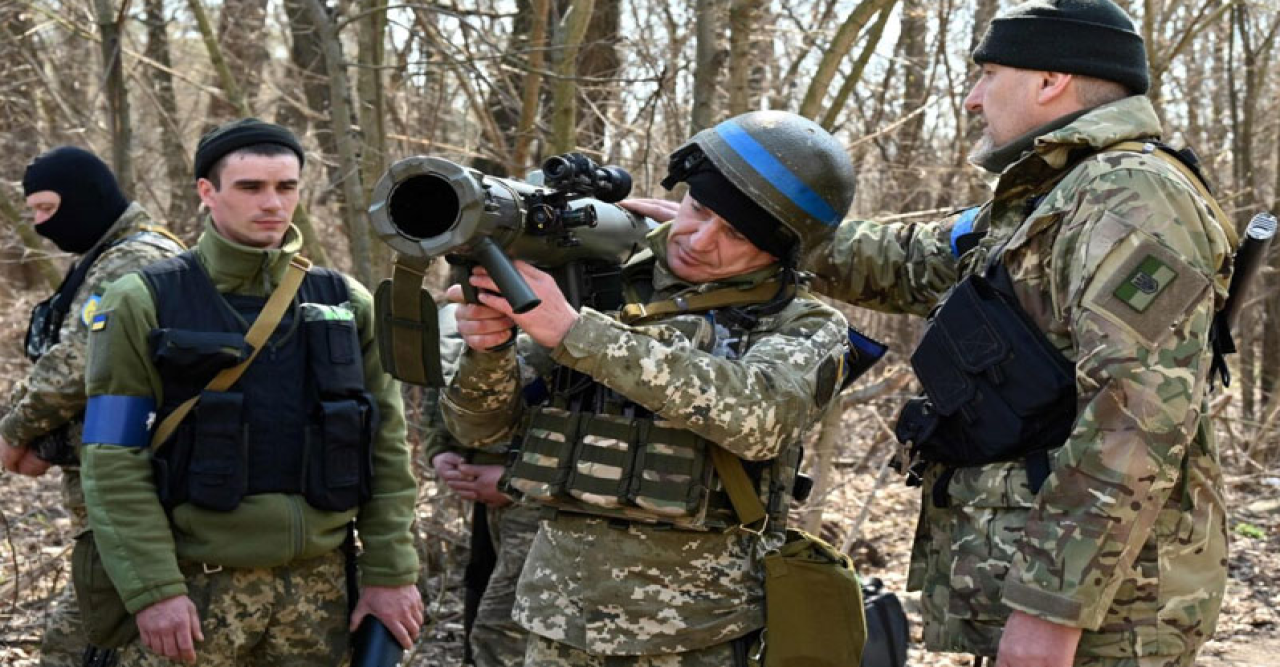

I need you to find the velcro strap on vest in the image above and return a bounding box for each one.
[618,280,792,325]
[708,446,768,530]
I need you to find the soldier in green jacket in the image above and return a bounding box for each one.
[2,146,183,666]
[801,2,1231,666]
[80,119,422,665]
[441,111,858,666]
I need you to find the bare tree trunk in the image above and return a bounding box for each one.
[820,5,893,130]
[513,0,552,173]
[143,0,197,229]
[577,0,621,156]
[894,0,929,210]
[206,0,270,121]
[356,0,390,274]
[727,0,764,116]
[798,0,897,120]
[94,0,133,193]
[549,0,596,153]
[691,0,724,132]
[303,0,374,286]
[187,0,249,116]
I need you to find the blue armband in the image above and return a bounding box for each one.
[950,207,981,257]
[83,395,156,448]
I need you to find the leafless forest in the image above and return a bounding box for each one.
[2,0,1280,664]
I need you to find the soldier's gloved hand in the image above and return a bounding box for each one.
[457,262,578,349]
[995,610,1082,667]
[454,463,512,508]
[620,197,680,223]
[350,584,424,650]
[136,594,204,664]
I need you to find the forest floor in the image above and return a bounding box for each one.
[1,454,1277,665]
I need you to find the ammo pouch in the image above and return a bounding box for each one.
[72,530,138,648]
[762,529,866,667]
[505,406,756,530]
[305,397,375,511]
[895,264,1075,468]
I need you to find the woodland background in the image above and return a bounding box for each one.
[2,0,1280,664]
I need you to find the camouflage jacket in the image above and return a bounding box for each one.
[1,203,181,457]
[442,224,850,655]
[80,222,419,614]
[806,95,1232,658]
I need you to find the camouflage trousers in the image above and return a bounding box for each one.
[524,634,759,667]
[470,502,540,667]
[39,469,89,667]
[117,550,349,666]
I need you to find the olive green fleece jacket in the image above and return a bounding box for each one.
[81,222,419,614]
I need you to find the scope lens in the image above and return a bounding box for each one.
[387,175,460,240]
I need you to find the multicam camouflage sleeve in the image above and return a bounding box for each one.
[803,214,961,317]
[1001,162,1233,632]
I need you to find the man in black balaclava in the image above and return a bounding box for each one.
[3,146,184,666]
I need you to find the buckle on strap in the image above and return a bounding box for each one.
[202,562,223,574]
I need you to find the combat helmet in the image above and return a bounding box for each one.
[662,111,856,265]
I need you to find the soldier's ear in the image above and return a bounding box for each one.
[1037,71,1074,105]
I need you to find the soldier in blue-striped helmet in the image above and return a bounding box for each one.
[662,111,857,266]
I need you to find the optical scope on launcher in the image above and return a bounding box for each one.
[368,152,653,314]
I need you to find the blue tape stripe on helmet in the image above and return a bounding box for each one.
[715,121,841,227]
[83,394,156,448]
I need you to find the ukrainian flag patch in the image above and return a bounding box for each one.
[90,311,110,332]
[1113,255,1177,313]
[81,294,103,326]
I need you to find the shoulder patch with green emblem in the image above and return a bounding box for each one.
[1084,233,1209,347]
[1113,255,1177,313]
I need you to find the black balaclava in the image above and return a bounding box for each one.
[22,147,129,254]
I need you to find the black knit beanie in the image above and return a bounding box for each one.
[972,0,1149,95]
[682,163,797,265]
[194,118,305,181]
[22,147,130,254]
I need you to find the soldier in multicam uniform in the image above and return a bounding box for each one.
[424,303,539,667]
[2,146,184,666]
[441,111,858,666]
[79,119,423,665]
[801,2,1233,666]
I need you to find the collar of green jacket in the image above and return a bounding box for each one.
[639,221,784,297]
[194,218,304,295]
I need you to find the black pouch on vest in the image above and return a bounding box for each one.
[306,399,371,512]
[859,578,908,667]
[186,391,248,512]
[897,268,1075,466]
[149,329,250,379]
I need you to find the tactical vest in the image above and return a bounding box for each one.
[503,299,804,533]
[140,252,377,513]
